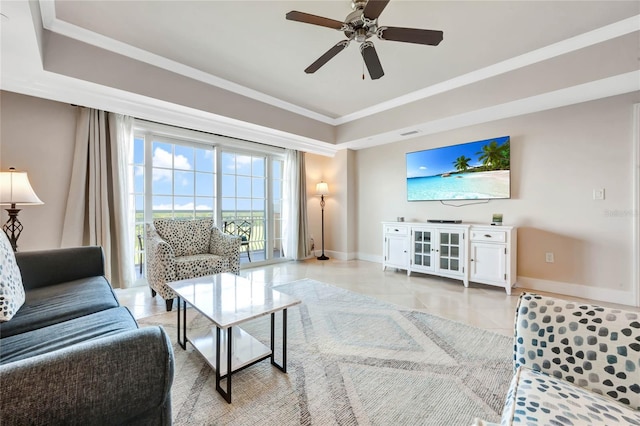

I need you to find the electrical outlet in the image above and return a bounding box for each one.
[545,252,554,263]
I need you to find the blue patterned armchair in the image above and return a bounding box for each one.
[145,218,241,311]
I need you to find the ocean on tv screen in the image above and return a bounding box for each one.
[406,136,511,201]
[407,170,510,201]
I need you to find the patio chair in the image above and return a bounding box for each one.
[224,220,252,262]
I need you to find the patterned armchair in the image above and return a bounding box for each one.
[145,218,241,311]
[496,292,640,425]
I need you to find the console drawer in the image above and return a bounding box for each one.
[385,225,408,235]
[470,230,506,242]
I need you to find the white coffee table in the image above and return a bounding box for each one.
[168,273,301,403]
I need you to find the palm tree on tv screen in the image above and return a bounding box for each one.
[497,139,510,169]
[477,140,505,170]
[453,155,472,172]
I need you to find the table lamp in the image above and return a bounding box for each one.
[0,168,43,251]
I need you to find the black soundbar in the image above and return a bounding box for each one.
[427,219,462,224]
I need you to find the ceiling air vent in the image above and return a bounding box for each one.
[400,130,420,137]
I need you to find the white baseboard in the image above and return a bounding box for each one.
[357,253,383,264]
[310,250,381,263]
[312,250,356,261]
[516,276,637,307]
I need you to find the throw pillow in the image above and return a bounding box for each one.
[0,232,25,321]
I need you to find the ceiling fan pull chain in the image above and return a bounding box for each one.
[362,59,365,80]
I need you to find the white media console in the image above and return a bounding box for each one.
[382,221,517,294]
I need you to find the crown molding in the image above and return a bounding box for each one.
[2,68,340,157]
[341,71,640,150]
[38,2,640,128]
[335,15,640,125]
[38,0,337,125]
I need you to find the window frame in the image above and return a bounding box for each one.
[132,120,287,272]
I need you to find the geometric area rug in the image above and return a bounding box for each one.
[138,279,513,425]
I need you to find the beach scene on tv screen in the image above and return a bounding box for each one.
[406,136,510,201]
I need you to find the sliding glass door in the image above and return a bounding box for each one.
[150,140,216,219]
[130,124,285,276]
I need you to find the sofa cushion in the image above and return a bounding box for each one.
[0,232,25,322]
[0,276,119,338]
[175,253,229,280]
[501,367,640,425]
[154,218,213,257]
[0,306,137,364]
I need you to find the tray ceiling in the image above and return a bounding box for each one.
[1,1,639,154]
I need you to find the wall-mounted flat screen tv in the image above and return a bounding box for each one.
[406,136,510,201]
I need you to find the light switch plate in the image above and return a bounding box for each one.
[593,188,605,200]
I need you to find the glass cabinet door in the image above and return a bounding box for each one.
[412,229,433,269]
[438,231,462,272]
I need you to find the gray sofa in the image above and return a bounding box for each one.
[0,246,174,425]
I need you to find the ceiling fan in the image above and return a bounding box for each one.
[286,0,443,80]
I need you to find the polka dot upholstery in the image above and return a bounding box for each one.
[145,219,241,303]
[514,293,640,410]
[154,218,213,257]
[502,367,640,425]
[0,232,25,321]
[498,292,640,425]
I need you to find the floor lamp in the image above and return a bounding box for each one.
[316,182,329,260]
[0,168,44,252]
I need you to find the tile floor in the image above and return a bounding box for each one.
[115,258,639,337]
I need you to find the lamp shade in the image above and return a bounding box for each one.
[0,169,43,206]
[316,182,329,196]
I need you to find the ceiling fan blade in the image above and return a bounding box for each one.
[363,0,390,21]
[360,41,384,80]
[286,11,346,30]
[305,40,350,74]
[378,26,444,46]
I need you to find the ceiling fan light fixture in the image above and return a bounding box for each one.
[355,28,368,43]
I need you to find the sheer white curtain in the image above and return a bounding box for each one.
[282,149,310,260]
[61,108,135,288]
[109,113,135,288]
